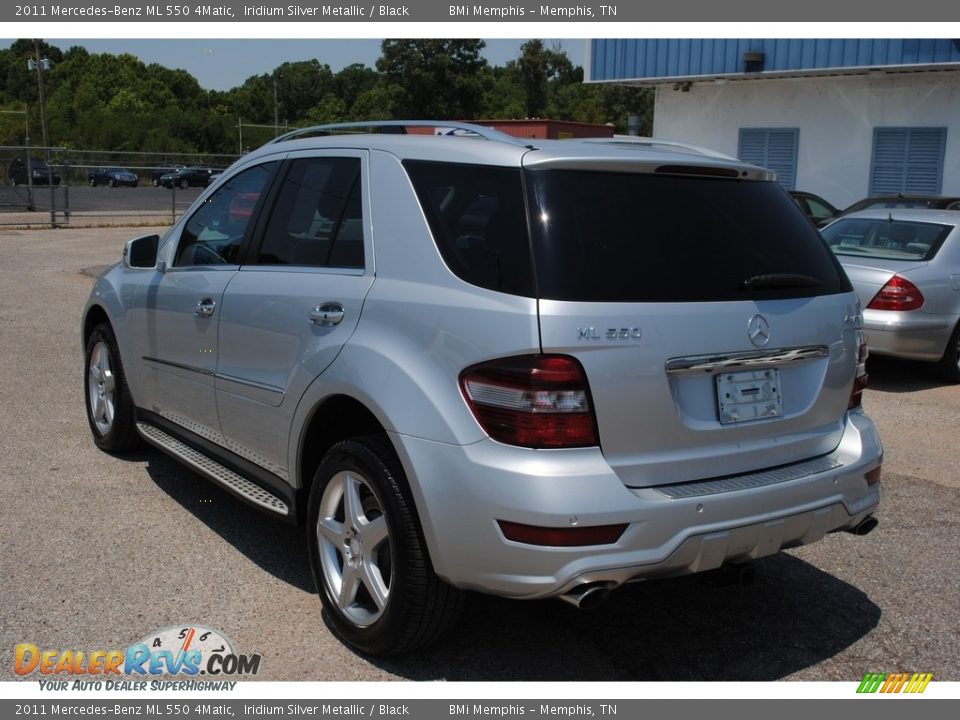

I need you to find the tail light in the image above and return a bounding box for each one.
[849,330,869,409]
[867,275,924,311]
[459,355,598,448]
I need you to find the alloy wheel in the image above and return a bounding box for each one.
[316,470,392,627]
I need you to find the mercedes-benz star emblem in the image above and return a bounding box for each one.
[747,314,771,348]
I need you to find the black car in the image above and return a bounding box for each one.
[789,190,840,227]
[838,193,960,217]
[88,167,139,187]
[7,157,61,186]
[159,167,215,189]
[150,164,186,187]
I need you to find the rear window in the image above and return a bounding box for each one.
[526,170,849,302]
[404,161,535,297]
[822,218,952,262]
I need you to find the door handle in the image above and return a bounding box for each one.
[194,298,216,317]
[310,302,345,326]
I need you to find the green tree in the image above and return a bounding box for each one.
[514,39,575,118]
[375,40,489,118]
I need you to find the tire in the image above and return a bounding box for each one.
[109,178,116,188]
[179,179,189,190]
[84,323,139,453]
[153,178,159,187]
[89,178,96,187]
[306,436,464,655]
[935,321,960,383]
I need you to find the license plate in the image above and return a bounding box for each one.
[716,368,783,424]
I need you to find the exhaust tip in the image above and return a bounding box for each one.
[848,516,878,536]
[558,583,613,610]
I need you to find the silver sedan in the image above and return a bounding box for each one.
[821,208,960,382]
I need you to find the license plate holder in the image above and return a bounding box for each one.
[716,368,783,425]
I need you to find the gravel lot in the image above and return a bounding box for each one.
[1,226,958,683]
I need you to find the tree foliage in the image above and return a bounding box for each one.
[0,38,653,153]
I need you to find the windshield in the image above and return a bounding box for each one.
[822,218,951,262]
[525,170,849,302]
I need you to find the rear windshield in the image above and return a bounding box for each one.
[526,170,849,302]
[822,218,951,262]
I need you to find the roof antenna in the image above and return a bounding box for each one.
[887,211,893,222]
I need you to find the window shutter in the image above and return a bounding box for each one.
[738,128,799,190]
[870,128,946,195]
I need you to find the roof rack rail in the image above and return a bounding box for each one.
[268,120,534,147]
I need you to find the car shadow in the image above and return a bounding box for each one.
[143,451,313,593]
[140,450,879,681]
[366,554,880,681]
[865,356,950,393]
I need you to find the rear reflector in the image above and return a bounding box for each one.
[865,466,881,486]
[460,355,598,448]
[867,275,924,312]
[498,520,627,547]
[849,330,869,410]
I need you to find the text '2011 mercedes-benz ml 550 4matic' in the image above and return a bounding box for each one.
[82,121,882,655]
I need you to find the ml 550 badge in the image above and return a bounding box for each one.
[14,625,261,678]
[578,327,642,341]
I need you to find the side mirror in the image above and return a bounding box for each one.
[123,234,160,269]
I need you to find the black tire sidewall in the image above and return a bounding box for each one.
[937,321,960,383]
[306,438,422,655]
[84,323,137,453]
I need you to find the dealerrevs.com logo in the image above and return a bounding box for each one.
[14,625,261,688]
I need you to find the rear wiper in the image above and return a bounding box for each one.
[740,273,822,290]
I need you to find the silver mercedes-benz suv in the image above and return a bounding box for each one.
[82,121,882,655]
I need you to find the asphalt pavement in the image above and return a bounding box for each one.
[1,226,958,683]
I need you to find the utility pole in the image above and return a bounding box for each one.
[28,40,54,223]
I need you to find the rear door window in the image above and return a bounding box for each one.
[254,157,364,269]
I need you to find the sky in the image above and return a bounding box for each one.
[11,38,587,92]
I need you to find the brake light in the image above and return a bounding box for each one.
[849,330,869,409]
[459,355,598,448]
[867,275,924,311]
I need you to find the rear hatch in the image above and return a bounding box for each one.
[526,161,860,487]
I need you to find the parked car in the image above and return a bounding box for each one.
[7,157,61,186]
[788,190,840,227]
[838,194,960,218]
[159,167,216,189]
[151,164,186,186]
[88,167,139,187]
[82,121,882,655]
[821,209,960,381]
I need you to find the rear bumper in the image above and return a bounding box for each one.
[863,309,954,361]
[392,410,882,599]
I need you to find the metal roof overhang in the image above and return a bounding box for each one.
[586,63,960,87]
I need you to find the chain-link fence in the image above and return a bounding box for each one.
[0,146,241,227]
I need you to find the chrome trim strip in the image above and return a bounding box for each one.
[142,356,214,377]
[650,457,844,499]
[214,372,285,395]
[665,345,829,376]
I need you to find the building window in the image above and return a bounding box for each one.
[738,128,800,191]
[870,128,947,195]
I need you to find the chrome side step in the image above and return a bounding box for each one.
[136,422,289,516]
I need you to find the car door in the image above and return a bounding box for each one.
[136,162,278,441]
[215,151,374,481]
